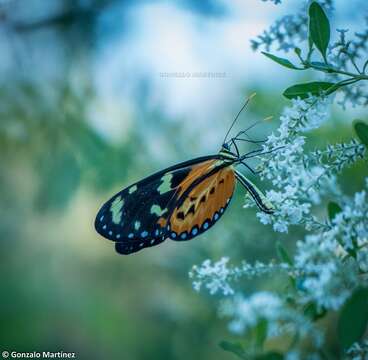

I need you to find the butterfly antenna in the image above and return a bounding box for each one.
[233,120,262,140]
[239,145,285,161]
[235,116,273,139]
[223,93,256,144]
[233,115,274,143]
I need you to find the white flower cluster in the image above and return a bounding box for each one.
[220,292,322,347]
[189,257,292,296]
[190,90,367,352]
[248,98,365,234]
[189,257,235,295]
[268,181,367,311]
[328,28,368,108]
[191,97,367,355]
[307,140,365,174]
[294,232,359,310]
[251,0,333,52]
[333,184,368,272]
[220,292,283,334]
[246,98,329,232]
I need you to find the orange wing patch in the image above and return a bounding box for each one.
[156,159,219,228]
[168,166,235,240]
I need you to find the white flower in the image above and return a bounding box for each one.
[189,257,234,295]
[220,291,322,345]
[273,220,289,233]
[220,292,283,334]
[294,231,361,310]
[190,259,293,296]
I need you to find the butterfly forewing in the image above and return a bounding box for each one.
[94,156,219,254]
[168,166,235,241]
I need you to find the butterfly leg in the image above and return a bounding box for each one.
[235,169,274,214]
[239,160,259,175]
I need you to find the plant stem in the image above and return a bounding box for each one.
[304,60,368,80]
[363,59,368,74]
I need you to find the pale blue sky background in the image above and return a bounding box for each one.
[1,0,367,152]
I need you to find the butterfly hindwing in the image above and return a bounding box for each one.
[168,166,236,241]
[115,237,165,255]
[96,182,172,254]
[95,156,219,254]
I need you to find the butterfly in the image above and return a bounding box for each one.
[95,100,275,255]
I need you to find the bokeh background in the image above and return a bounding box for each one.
[0,0,366,359]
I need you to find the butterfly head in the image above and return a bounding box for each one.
[219,142,239,162]
[222,142,231,151]
[220,137,275,169]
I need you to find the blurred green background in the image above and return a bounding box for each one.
[0,0,366,359]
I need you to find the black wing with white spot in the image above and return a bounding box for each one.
[94,155,219,254]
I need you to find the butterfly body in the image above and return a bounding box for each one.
[95,144,274,255]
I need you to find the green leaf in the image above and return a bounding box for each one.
[308,36,313,54]
[338,287,368,350]
[262,52,302,70]
[255,319,268,348]
[308,2,330,61]
[219,341,247,359]
[255,352,283,360]
[354,120,368,148]
[283,81,336,99]
[327,201,342,221]
[303,302,327,321]
[276,242,293,265]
